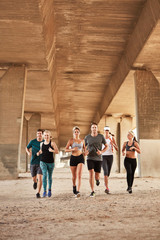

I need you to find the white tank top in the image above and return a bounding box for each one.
[102,137,113,156]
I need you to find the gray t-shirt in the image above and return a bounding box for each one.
[85,134,106,161]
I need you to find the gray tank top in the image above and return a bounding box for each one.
[72,141,83,151]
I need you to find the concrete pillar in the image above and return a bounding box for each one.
[98,115,119,173]
[0,66,26,179]
[20,113,33,173]
[134,70,160,177]
[22,113,41,172]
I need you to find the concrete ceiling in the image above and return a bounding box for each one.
[0,0,160,147]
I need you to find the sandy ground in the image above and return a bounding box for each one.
[0,165,160,240]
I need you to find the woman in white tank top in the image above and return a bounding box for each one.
[102,126,118,194]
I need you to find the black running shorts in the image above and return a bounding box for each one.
[70,154,85,167]
[87,160,102,173]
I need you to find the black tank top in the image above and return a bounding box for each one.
[41,141,54,163]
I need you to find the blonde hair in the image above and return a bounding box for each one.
[43,130,51,136]
[128,130,135,137]
[72,126,80,132]
[128,130,138,142]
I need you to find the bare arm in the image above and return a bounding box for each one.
[26,147,31,157]
[112,137,118,151]
[122,142,126,156]
[65,139,77,153]
[97,143,108,155]
[65,139,72,152]
[82,140,86,153]
[36,142,43,156]
[84,140,89,156]
[49,142,59,154]
[130,142,141,154]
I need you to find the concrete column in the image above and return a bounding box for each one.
[24,113,41,171]
[98,115,119,173]
[134,70,160,177]
[0,66,26,179]
[20,113,33,173]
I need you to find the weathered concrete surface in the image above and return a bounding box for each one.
[135,70,160,140]
[140,139,160,177]
[134,70,160,177]
[0,66,26,179]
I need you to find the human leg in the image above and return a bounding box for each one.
[102,156,109,189]
[70,166,77,187]
[124,157,133,193]
[30,165,38,189]
[37,174,42,194]
[36,165,43,195]
[47,163,54,197]
[89,169,94,192]
[77,163,83,192]
[130,159,137,187]
[94,161,102,186]
[87,160,95,192]
[105,156,113,193]
[124,157,132,188]
[40,161,48,196]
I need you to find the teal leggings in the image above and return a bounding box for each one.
[40,161,54,192]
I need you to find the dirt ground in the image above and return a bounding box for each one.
[0,166,160,240]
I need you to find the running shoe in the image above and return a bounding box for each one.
[36,193,41,198]
[33,182,37,190]
[105,188,110,194]
[90,191,95,197]
[96,180,100,186]
[128,187,132,194]
[75,191,80,198]
[43,191,47,198]
[48,190,52,197]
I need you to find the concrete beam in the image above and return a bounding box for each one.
[39,0,60,145]
[94,0,160,123]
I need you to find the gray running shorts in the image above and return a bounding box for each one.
[30,164,42,177]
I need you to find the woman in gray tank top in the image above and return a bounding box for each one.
[65,126,85,197]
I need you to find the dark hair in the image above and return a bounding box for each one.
[133,136,138,142]
[109,132,115,137]
[37,129,43,133]
[91,122,97,127]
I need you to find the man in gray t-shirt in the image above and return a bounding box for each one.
[85,123,108,197]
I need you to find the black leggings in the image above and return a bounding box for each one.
[124,157,137,188]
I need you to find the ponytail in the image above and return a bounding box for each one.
[133,136,138,143]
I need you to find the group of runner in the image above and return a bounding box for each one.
[26,123,141,198]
